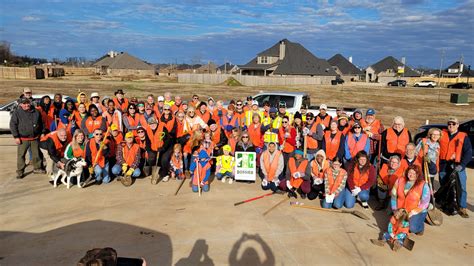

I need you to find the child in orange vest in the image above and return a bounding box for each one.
[371,208,410,251]
[170,144,185,180]
[190,146,211,193]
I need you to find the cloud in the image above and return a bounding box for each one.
[21,16,41,22]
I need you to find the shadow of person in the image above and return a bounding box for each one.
[175,239,214,266]
[0,220,172,266]
[368,198,390,237]
[228,233,275,266]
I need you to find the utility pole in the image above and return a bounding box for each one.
[467,65,471,85]
[438,49,445,86]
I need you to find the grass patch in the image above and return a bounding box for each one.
[223,77,243,86]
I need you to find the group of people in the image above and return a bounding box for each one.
[10,87,472,249]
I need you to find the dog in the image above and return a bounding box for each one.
[52,158,87,189]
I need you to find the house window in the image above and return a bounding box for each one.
[260,56,268,64]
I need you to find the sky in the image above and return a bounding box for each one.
[1,0,473,68]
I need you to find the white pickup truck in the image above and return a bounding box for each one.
[251,91,354,117]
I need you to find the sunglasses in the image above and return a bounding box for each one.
[448,122,457,126]
[354,127,361,129]
[236,103,243,106]
[129,107,135,110]
[282,121,288,124]
[164,109,170,111]
[94,133,103,136]
[307,116,314,119]
[138,130,145,133]
[242,136,249,138]
[193,97,199,100]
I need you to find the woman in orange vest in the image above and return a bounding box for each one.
[111,131,142,182]
[122,103,142,135]
[209,119,227,154]
[415,128,441,183]
[183,129,204,175]
[64,129,87,160]
[227,127,241,155]
[112,89,129,113]
[381,116,412,162]
[376,155,404,210]
[307,150,330,200]
[103,99,123,132]
[221,104,240,139]
[75,103,88,128]
[315,104,332,129]
[278,150,311,198]
[302,112,324,161]
[337,114,350,135]
[196,102,211,124]
[322,120,345,161]
[81,105,107,138]
[247,113,264,151]
[390,165,430,235]
[346,151,376,209]
[344,121,370,164]
[322,157,348,209]
[260,142,284,192]
[36,95,54,133]
[211,100,227,126]
[85,128,110,184]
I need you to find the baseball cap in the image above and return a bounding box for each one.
[23,87,32,93]
[223,144,232,152]
[147,117,157,124]
[278,101,286,108]
[110,124,119,131]
[125,132,134,138]
[319,104,327,110]
[90,92,99,98]
[252,100,258,106]
[19,97,31,104]
[157,96,164,102]
[366,108,376,116]
[294,150,304,156]
[269,107,277,113]
[448,117,459,124]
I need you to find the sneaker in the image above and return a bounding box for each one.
[288,189,298,199]
[370,239,385,247]
[459,208,469,218]
[415,231,424,236]
[33,169,46,175]
[361,201,369,209]
[228,178,233,184]
[221,177,226,183]
[162,175,169,182]
[299,193,306,199]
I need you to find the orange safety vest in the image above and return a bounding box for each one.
[396,177,426,213]
[288,157,308,188]
[212,108,227,125]
[347,132,368,158]
[72,144,86,158]
[89,138,106,167]
[211,127,223,147]
[36,106,54,131]
[228,137,238,153]
[222,115,240,138]
[439,130,466,163]
[306,123,319,150]
[352,166,369,187]
[360,119,382,135]
[146,124,165,151]
[73,111,87,128]
[83,116,104,134]
[316,114,332,128]
[389,216,410,236]
[124,114,141,132]
[325,168,347,195]
[176,119,188,138]
[386,127,410,157]
[161,116,175,133]
[113,98,129,112]
[278,127,295,153]
[262,150,282,181]
[103,111,121,130]
[248,123,263,148]
[197,110,211,124]
[42,132,69,158]
[122,143,140,166]
[192,161,211,186]
[171,154,183,169]
[324,131,342,160]
[311,159,329,179]
[379,164,404,191]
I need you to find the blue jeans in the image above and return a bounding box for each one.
[216,171,233,180]
[111,164,141,178]
[409,212,427,233]
[378,188,388,200]
[192,184,209,192]
[322,190,346,209]
[94,163,110,183]
[440,168,468,209]
[344,188,370,208]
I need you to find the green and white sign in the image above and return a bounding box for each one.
[235,152,256,181]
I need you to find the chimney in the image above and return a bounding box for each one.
[279,40,286,60]
[108,50,115,58]
[348,56,353,63]
[401,57,406,65]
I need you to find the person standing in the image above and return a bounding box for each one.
[10,98,45,179]
[381,116,412,162]
[438,117,472,218]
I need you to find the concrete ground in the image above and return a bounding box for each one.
[0,135,473,265]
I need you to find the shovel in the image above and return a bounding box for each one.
[291,203,370,220]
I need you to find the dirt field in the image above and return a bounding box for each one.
[1,78,473,133]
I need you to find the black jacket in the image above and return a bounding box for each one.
[10,106,43,138]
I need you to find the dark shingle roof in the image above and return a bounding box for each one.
[445,61,473,76]
[217,63,236,71]
[328,54,363,75]
[93,52,154,70]
[240,39,337,76]
[369,56,420,77]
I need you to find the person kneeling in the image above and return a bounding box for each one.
[190,147,211,193]
[260,142,284,192]
[279,150,311,199]
[322,157,348,209]
[216,145,235,184]
[112,132,141,186]
[371,208,410,252]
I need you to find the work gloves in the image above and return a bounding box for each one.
[351,186,361,197]
[325,193,335,203]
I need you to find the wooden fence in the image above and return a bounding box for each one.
[177,74,335,86]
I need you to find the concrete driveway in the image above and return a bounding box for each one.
[0,135,473,265]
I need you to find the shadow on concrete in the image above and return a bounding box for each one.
[368,198,390,236]
[0,220,173,265]
[228,233,275,266]
[175,239,214,266]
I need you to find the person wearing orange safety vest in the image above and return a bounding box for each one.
[211,100,227,126]
[346,151,376,209]
[360,108,384,163]
[81,105,107,138]
[112,89,129,113]
[315,104,332,129]
[344,121,370,164]
[209,119,227,154]
[146,117,173,181]
[40,128,71,177]
[307,150,330,200]
[302,112,324,161]
[190,146,211,193]
[103,99,123,132]
[322,120,345,161]
[123,103,143,134]
[381,116,412,163]
[390,165,430,235]
[260,142,284,192]
[196,102,212,124]
[112,131,142,182]
[376,155,403,210]
[322,157,348,209]
[222,105,240,139]
[400,143,422,173]
[278,149,311,198]
[64,129,87,160]
[337,114,351,136]
[438,117,472,218]
[415,128,441,182]
[348,109,363,129]
[85,128,110,183]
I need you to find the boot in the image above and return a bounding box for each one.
[459,208,469,218]
[16,170,24,179]
[287,188,298,199]
[143,166,151,177]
